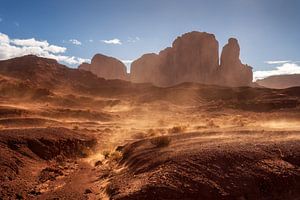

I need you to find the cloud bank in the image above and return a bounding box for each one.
[264,60,291,64]
[254,61,300,81]
[101,38,122,45]
[0,32,88,65]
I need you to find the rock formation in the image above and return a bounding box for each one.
[130,53,160,83]
[217,38,253,86]
[79,54,128,80]
[130,31,253,87]
[131,31,219,86]
[256,74,300,89]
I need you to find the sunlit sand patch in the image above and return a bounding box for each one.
[258,120,300,130]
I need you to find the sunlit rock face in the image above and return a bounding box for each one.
[218,38,253,87]
[131,31,219,86]
[130,53,160,84]
[130,31,253,87]
[79,54,128,80]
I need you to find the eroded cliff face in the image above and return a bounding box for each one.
[130,53,160,84]
[130,31,253,87]
[131,32,219,86]
[79,54,128,80]
[217,38,253,86]
[78,32,253,87]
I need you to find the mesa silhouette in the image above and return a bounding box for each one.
[79,31,253,87]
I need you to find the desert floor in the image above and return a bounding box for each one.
[0,84,300,200]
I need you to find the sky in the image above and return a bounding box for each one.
[0,0,300,80]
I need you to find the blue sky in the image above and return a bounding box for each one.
[0,0,300,79]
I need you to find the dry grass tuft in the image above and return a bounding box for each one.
[102,150,123,162]
[168,125,187,134]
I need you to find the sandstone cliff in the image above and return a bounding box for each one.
[130,31,253,87]
[79,54,128,80]
[217,38,253,86]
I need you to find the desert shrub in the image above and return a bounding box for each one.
[94,160,102,167]
[101,150,122,162]
[150,136,171,148]
[236,119,245,127]
[80,146,93,157]
[102,150,110,159]
[110,151,122,161]
[168,125,186,134]
[231,117,245,127]
[147,128,157,137]
[147,128,166,137]
[106,183,118,197]
[206,119,219,128]
[16,193,23,200]
[104,128,112,133]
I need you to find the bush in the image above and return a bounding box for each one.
[110,151,122,161]
[206,120,219,128]
[102,150,122,162]
[150,136,171,148]
[168,125,186,134]
[102,150,110,159]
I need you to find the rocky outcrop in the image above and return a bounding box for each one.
[256,74,300,89]
[79,54,128,80]
[131,32,219,86]
[217,38,253,86]
[130,53,160,84]
[130,31,253,87]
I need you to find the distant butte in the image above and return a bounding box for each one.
[256,74,300,89]
[79,54,128,81]
[80,31,253,87]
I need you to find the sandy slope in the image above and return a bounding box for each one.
[109,130,300,200]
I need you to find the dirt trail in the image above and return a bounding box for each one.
[34,161,104,200]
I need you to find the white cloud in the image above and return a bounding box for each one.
[121,59,133,64]
[127,36,140,43]
[0,32,88,65]
[254,62,300,81]
[101,38,122,45]
[264,60,291,64]
[44,45,66,54]
[0,33,9,44]
[11,38,48,47]
[69,39,82,45]
[88,39,93,42]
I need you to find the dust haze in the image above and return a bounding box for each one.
[0,33,300,200]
